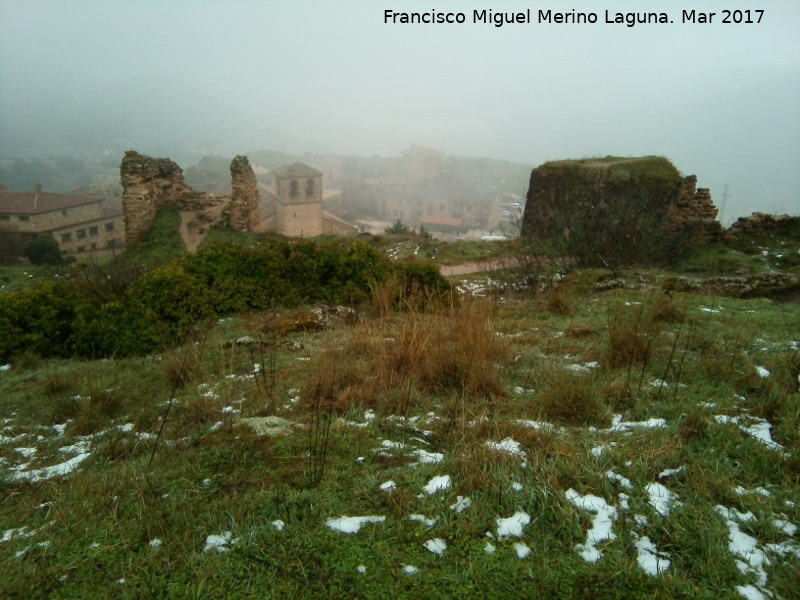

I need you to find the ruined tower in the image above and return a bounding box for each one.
[120,151,261,246]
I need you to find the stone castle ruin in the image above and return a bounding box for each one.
[520,156,722,265]
[121,151,260,246]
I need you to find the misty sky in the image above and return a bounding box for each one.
[1,0,798,221]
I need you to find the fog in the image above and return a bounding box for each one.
[1,0,798,221]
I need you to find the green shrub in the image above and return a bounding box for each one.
[0,238,451,361]
[22,235,62,265]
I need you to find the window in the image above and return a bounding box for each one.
[62,210,68,216]
[77,246,85,253]
[61,233,71,243]
[289,179,299,198]
[90,242,97,250]
[76,229,86,239]
[18,215,29,222]
[0,215,9,221]
[105,222,114,232]
[89,226,99,236]
[305,178,315,197]
[108,239,117,249]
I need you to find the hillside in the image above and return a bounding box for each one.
[1,224,799,599]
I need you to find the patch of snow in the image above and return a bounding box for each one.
[514,542,532,559]
[380,480,397,492]
[423,538,447,554]
[511,481,523,492]
[51,423,69,436]
[755,366,771,378]
[496,511,531,538]
[606,470,633,490]
[715,505,771,599]
[772,518,797,536]
[325,515,385,534]
[9,452,91,483]
[423,475,451,495]
[565,361,600,374]
[646,483,681,517]
[486,437,527,465]
[734,486,771,497]
[634,535,671,576]
[608,415,667,432]
[513,386,535,396]
[0,364,11,371]
[412,450,444,465]
[401,564,418,575]
[58,441,91,455]
[715,415,784,452]
[634,514,649,528]
[484,541,496,554]
[149,538,162,548]
[450,496,472,513]
[357,565,367,574]
[2,526,37,543]
[409,514,437,527]
[517,419,565,433]
[658,466,685,480]
[590,442,617,457]
[203,531,236,553]
[272,520,285,532]
[14,447,37,459]
[699,305,721,313]
[565,489,618,563]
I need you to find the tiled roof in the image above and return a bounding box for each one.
[0,191,102,215]
[272,163,323,178]
[419,215,464,227]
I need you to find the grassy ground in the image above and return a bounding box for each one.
[2,267,798,598]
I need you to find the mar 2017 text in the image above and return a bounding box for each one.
[382,9,765,28]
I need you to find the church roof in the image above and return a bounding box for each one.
[272,163,323,178]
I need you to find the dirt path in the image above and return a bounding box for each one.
[178,204,228,253]
[439,259,508,276]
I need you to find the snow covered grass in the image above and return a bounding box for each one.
[1,285,798,599]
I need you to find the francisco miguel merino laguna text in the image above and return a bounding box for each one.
[384,9,674,28]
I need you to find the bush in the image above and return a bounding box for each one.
[384,219,410,234]
[0,237,451,361]
[22,235,62,265]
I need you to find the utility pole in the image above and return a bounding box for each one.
[720,184,729,225]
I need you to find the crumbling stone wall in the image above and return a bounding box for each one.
[727,212,800,237]
[520,156,722,266]
[120,150,260,245]
[226,155,261,232]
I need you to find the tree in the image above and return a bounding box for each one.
[22,235,62,265]
[384,219,410,235]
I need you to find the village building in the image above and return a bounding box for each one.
[0,184,124,255]
[267,163,357,237]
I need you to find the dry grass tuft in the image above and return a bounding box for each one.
[679,408,713,443]
[163,344,205,388]
[601,377,635,411]
[564,322,596,339]
[534,373,610,428]
[649,292,686,323]
[301,297,510,415]
[543,285,573,315]
[606,303,657,369]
